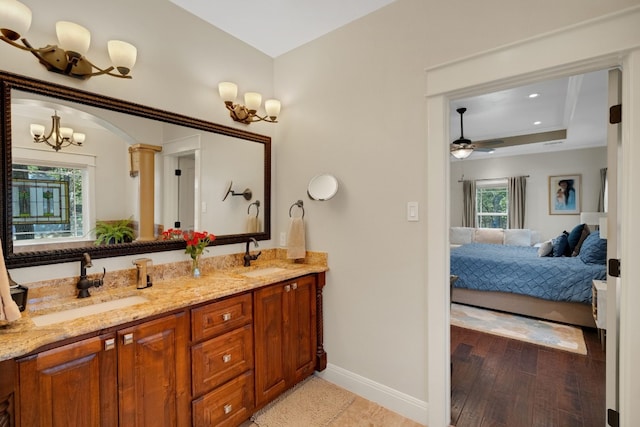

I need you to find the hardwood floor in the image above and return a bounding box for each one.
[451,325,606,427]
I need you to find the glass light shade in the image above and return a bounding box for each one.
[264,99,281,118]
[244,92,262,112]
[579,212,605,226]
[30,123,44,138]
[56,21,90,56]
[218,82,237,103]
[59,127,73,139]
[73,133,86,144]
[450,147,473,159]
[599,217,607,239]
[107,40,137,73]
[0,0,32,39]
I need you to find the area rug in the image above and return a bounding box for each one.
[251,376,356,427]
[451,303,587,355]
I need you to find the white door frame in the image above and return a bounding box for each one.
[425,7,640,427]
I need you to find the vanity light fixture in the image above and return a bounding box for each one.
[0,0,137,79]
[30,111,86,151]
[218,82,281,124]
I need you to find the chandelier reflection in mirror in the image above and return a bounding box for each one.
[30,111,86,151]
[218,82,281,124]
[0,0,137,79]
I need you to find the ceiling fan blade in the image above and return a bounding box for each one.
[474,129,567,148]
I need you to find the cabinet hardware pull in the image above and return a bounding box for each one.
[222,313,232,321]
[123,333,134,345]
[291,282,298,290]
[284,285,291,292]
[222,354,232,363]
[104,338,115,351]
[224,404,233,414]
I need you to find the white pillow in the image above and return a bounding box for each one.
[474,228,504,244]
[530,230,542,245]
[504,229,532,246]
[450,227,474,245]
[538,240,553,257]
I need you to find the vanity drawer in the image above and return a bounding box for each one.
[192,324,254,396]
[191,293,252,341]
[192,370,254,427]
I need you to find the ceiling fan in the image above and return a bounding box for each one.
[450,107,568,159]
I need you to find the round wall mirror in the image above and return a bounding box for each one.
[307,174,339,201]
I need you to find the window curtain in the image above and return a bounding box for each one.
[597,167,607,212]
[508,176,527,229]
[462,180,476,227]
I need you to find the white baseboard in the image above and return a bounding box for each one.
[315,363,428,425]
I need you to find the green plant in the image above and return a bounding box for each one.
[94,218,135,245]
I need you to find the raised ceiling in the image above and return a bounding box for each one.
[449,69,609,159]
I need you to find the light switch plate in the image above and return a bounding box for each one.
[280,232,287,246]
[407,201,419,221]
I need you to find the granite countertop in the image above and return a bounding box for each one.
[0,261,327,362]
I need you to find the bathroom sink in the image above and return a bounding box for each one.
[240,267,287,278]
[31,295,149,327]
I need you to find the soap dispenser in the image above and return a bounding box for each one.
[132,258,153,289]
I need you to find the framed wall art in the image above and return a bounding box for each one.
[549,174,581,215]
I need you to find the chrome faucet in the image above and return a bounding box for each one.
[77,253,106,298]
[244,238,262,267]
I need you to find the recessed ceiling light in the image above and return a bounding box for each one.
[533,121,542,125]
[529,93,539,98]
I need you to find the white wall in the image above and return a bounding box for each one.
[273,0,639,423]
[450,147,607,240]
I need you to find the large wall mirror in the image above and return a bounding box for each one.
[1,71,271,268]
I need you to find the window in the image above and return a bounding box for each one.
[12,164,85,241]
[476,182,508,228]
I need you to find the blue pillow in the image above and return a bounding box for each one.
[567,223,586,251]
[552,233,570,257]
[579,231,607,264]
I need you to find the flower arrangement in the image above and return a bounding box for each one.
[162,228,216,264]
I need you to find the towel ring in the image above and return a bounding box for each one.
[289,200,304,218]
[247,200,260,217]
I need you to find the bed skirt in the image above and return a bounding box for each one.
[451,287,596,328]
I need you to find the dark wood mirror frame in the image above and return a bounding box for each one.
[1,71,271,268]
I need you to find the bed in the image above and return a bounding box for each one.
[450,242,607,327]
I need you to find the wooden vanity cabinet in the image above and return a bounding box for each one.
[16,312,189,427]
[0,359,18,427]
[254,275,317,408]
[190,293,254,427]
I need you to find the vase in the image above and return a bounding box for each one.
[191,255,201,278]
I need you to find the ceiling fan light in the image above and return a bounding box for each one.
[451,147,473,159]
[0,0,32,40]
[56,21,91,57]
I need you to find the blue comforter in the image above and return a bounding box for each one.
[451,243,606,303]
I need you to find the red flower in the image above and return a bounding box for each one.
[162,229,216,260]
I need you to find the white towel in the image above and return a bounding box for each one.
[0,239,21,322]
[286,217,306,259]
[246,215,260,233]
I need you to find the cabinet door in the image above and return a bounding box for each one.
[18,334,118,427]
[288,275,317,384]
[118,312,189,427]
[253,283,287,407]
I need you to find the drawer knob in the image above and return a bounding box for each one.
[224,404,233,414]
[222,354,232,363]
[291,282,298,290]
[123,333,134,345]
[284,285,291,292]
[104,338,115,351]
[222,313,232,321]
